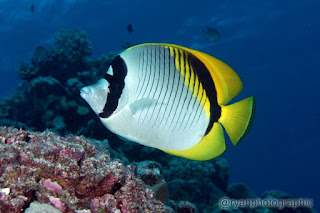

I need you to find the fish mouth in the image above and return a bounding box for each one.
[80,87,90,101]
[80,88,87,94]
[80,88,87,95]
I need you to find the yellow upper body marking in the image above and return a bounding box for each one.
[174,47,180,72]
[168,46,210,117]
[179,49,185,76]
[184,54,190,86]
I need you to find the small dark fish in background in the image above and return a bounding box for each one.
[202,27,221,41]
[126,24,134,33]
[30,4,35,13]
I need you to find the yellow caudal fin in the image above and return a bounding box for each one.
[219,96,255,146]
[161,122,226,161]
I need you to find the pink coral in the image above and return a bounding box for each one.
[43,179,62,193]
[0,127,165,212]
[49,196,66,212]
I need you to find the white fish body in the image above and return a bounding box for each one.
[81,43,255,161]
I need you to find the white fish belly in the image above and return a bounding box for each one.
[102,102,209,150]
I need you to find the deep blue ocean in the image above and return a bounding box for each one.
[1,0,319,211]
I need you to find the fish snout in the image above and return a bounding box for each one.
[80,79,109,115]
[80,86,92,102]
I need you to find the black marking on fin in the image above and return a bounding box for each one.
[188,53,221,135]
[99,56,127,118]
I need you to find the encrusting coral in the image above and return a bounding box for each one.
[0,127,166,212]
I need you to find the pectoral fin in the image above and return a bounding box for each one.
[128,98,159,115]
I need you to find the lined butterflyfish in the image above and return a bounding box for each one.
[80,43,255,161]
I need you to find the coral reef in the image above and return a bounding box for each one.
[0,29,117,140]
[24,201,62,213]
[175,201,198,213]
[0,125,313,212]
[163,157,229,212]
[18,29,93,82]
[135,161,168,205]
[226,183,256,199]
[0,127,165,212]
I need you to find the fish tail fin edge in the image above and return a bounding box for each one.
[219,96,255,147]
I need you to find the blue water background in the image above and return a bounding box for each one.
[0,0,319,210]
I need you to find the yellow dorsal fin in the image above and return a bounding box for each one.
[161,122,226,161]
[187,50,243,105]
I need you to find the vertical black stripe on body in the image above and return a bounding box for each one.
[168,48,184,128]
[177,51,193,131]
[186,73,201,129]
[135,50,143,95]
[157,47,171,127]
[99,56,127,118]
[195,95,208,125]
[141,46,156,123]
[150,46,166,126]
[188,52,221,135]
[172,50,190,131]
[149,46,161,99]
[190,82,205,128]
[137,48,150,122]
[145,46,157,99]
[145,46,161,124]
[136,48,147,98]
[147,46,161,124]
[166,48,183,128]
[140,47,152,99]
[182,65,198,130]
[162,47,177,128]
[138,47,155,123]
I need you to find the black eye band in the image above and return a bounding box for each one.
[99,56,128,118]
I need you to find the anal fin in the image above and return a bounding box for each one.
[161,122,226,161]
